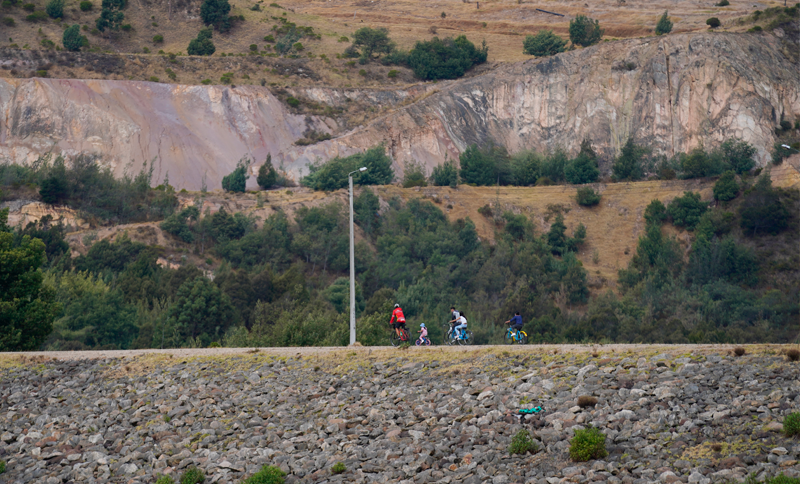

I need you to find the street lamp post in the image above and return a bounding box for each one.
[348,167,367,346]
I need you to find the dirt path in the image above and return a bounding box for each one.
[1,343,792,361]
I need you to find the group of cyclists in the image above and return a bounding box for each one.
[388,303,525,345]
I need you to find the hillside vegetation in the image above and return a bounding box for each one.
[1,147,798,351]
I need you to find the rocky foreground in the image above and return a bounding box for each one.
[1,346,799,484]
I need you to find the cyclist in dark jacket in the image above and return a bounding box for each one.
[505,312,523,330]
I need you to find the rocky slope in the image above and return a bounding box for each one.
[1,32,799,190]
[1,347,799,484]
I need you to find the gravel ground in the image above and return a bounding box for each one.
[1,345,799,484]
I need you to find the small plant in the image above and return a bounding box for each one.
[358,69,366,76]
[569,426,608,462]
[242,465,286,484]
[208,341,221,348]
[26,10,48,21]
[509,429,538,455]
[79,0,92,10]
[286,96,300,107]
[387,69,398,78]
[220,72,234,84]
[716,0,729,5]
[153,34,163,43]
[23,2,34,11]
[577,395,598,408]
[441,11,446,18]
[576,187,601,206]
[338,36,349,42]
[733,347,746,357]
[2,17,14,26]
[201,79,211,85]
[149,76,160,82]
[784,412,800,437]
[121,23,132,31]
[36,69,48,77]
[163,414,172,422]
[0,460,5,474]
[706,17,721,28]
[180,466,205,484]
[40,38,55,48]
[143,47,150,53]
[155,475,175,484]
[250,43,258,51]
[331,462,346,474]
[787,349,800,362]
[292,41,303,51]
[264,34,275,42]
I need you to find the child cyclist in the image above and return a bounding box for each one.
[416,323,429,345]
[454,312,468,340]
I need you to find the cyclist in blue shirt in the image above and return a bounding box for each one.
[505,312,523,331]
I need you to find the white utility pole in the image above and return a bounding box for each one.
[348,167,367,345]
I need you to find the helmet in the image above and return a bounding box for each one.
[420,323,426,328]
[394,304,400,308]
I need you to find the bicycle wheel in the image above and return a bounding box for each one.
[390,331,401,347]
[505,330,515,345]
[424,337,432,346]
[518,331,528,345]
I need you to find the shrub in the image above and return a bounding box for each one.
[716,0,729,5]
[46,0,64,18]
[644,199,667,225]
[667,191,708,230]
[787,349,800,362]
[569,426,607,461]
[1,17,13,26]
[286,96,300,107]
[338,36,348,42]
[408,35,488,80]
[222,157,250,193]
[121,23,131,31]
[242,465,286,484]
[576,187,601,206]
[257,154,277,189]
[785,412,800,436]
[655,11,673,35]
[387,69,398,78]
[79,0,92,10]
[188,28,215,56]
[26,10,48,21]
[201,79,211,84]
[62,24,86,51]
[402,161,427,188]
[153,34,163,43]
[180,466,205,484]
[149,76,159,82]
[156,475,175,484]
[509,429,538,455]
[431,158,458,187]
[706,17,721,28]
[569,15,603,47]
[331,462,346,474]
[249,43,258,51]
[733,347,746,356]
[577,395,598,408]
[523,29,566,56]
[200,0,231,31]
[713,171,739,202]
[358,68,366,76]
[22,2,34,10]
[40,38,55,48]
[220,72,233,83]
[302,145,394,191]
[748,25,762,32]
[0,461,5,474]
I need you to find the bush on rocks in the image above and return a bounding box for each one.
[180,466,205,484]
[155,475,175,484]
[509,428,538,455]
[785,412,800,437]
[331,462,346,474]
[242,465,286,484]
[569,426,608,461]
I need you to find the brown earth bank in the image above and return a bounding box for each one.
[1,345,799,484]
[2,32,799,191]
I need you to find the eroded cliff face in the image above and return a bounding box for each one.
[1,33,798,189]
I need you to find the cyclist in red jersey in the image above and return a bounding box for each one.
[389,304,407,340]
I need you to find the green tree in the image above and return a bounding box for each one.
[522,30,566,56]
[719,139,756,174]
[402,161,427,188]
[407,35,488,80]
[166,277,235,346]
[351,27,395,61]
[655,11,673,35]
[257,154,278,189]
[0,228,61,351]
[45,0,63,18]
[95,0,126,32]
[160,205,199,243]
[459,143,511,186]
[187,28,216,55]
[706,17,721,28]
[431,158,459,187]
[222,157,250,193]
[612,137,648,181]
[62,24,86,52]
[564,139,600,184]
[667,191,708,230]
[510,150,541,186]
[644,199,667,225]
[302,146,394,191]
[569,15,603,47]
[576,187,601,206]
[739,173,789,235]
[200,0,231,31]
[680,146,717,179]
[39,157,69,204]
[713,171,739,202]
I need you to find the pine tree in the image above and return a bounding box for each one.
[257,154,278,190]
[655,11,673,35]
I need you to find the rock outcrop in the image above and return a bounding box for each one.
[1,33,798,190]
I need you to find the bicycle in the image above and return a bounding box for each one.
[389,325,411,347]
[505,326,528,345]
[415,335,432,346]
[444,324,473,346]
